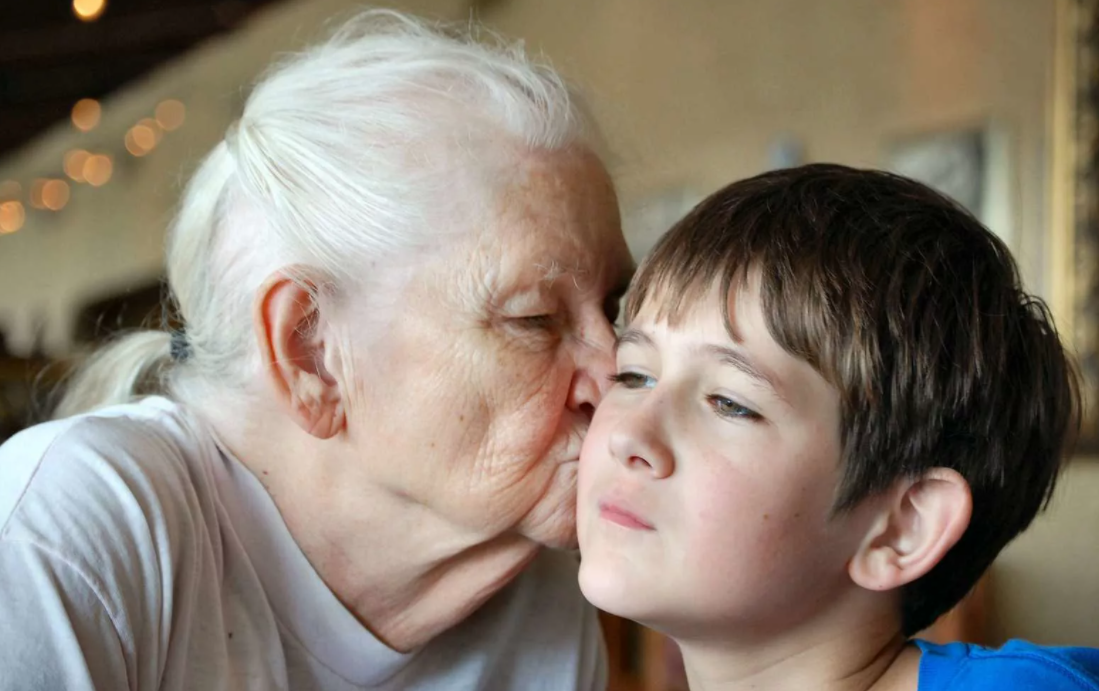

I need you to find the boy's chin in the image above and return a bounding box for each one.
[578,558,660,623]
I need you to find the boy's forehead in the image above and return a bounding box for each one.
[624,274,842,417]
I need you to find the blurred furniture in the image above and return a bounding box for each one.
[0,352,59,444]
[72,279,168,345]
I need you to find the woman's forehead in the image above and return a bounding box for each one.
[484,172,628,281]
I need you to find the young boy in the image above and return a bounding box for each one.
[577,163,1099,690]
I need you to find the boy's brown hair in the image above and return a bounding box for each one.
[627,163,1080,635]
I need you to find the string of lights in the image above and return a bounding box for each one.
[0,0,187,236]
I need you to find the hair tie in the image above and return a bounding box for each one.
[170,328,192,362]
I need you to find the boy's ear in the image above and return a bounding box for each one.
[848,468,972,592]
[254,270,346,440]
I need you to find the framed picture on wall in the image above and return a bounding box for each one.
[887,130,986,213]
[884,125,1013,248]
[1050,0,1099,453]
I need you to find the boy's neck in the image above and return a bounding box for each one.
[677,618,921,691]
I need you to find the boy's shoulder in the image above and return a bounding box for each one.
[916,638,1099,690]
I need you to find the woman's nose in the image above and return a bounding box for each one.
[566,317,617,420]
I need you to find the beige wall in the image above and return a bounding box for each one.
[988,459,1099,646]
[1,0,1093,645]
[480,0,1053,287]
[0,0,1056,349]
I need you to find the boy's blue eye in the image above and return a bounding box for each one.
[707,395,761,421]
[608,371,653,389]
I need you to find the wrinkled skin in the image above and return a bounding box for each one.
[342,147,634,549]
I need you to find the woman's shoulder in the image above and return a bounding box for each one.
[916,638,1099,690]
[0,398,264,688]
[0,396,221,561]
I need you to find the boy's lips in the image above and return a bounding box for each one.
[598,499,655,531]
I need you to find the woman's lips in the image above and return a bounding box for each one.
[598,501,655,531]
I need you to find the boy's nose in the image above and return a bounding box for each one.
[607,406,674,479]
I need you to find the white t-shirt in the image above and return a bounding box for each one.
[0,397,606,690]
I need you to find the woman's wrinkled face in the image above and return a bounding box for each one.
[343,148,633,548]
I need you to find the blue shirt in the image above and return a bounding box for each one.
[917,639,1099,690]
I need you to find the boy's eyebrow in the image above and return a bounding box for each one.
[703,344,785,400]
[614,330,785,401]
[613,328,653,353]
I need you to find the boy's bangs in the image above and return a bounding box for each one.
[623,207,757,333]
[623,198,839,391]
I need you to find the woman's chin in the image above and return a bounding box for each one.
[517,472,579,548]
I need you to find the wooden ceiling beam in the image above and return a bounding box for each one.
[0,3,251,66]
[2,53,179,104]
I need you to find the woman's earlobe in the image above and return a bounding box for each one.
[254,270,346,439]
[848,468,973,592]
[288,374,346,439]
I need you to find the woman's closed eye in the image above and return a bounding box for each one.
[503,314,564,351]
[608,371,654,389]
[514,314,558,329]
[707,394,762,421]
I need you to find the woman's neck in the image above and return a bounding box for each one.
[205,401,541,652]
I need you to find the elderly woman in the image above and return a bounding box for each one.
[0,10,632,690]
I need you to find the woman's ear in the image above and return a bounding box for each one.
[848,468,972,592]
[254,270,345,439]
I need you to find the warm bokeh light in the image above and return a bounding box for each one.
[29,179,49,210]
[42,180,71,211]
[73,0,107,22]
[125,129,147,157]
[140,119,162,146]
[127,118,164,156]
[83,154,113,187]
[0,202,26,234]
[71,99,101,132]
[133,126,155,153]
[64,149,91,182]
[155,100,186,131]
[0,180,20,201]
[139,117,163,142]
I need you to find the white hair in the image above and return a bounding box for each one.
[54,8,602,418]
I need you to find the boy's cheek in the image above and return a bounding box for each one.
[575,448,603,520]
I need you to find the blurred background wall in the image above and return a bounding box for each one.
[0,0,1094,684]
